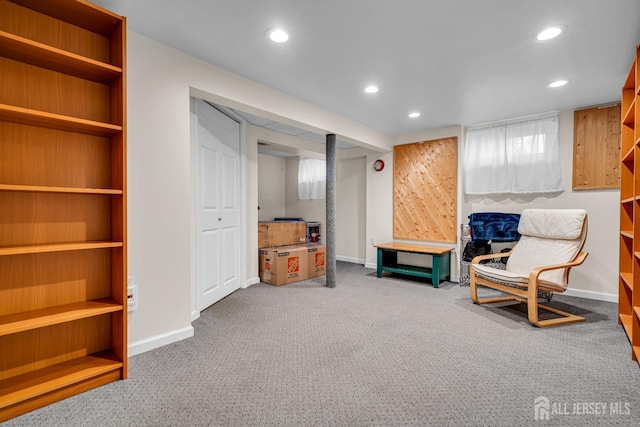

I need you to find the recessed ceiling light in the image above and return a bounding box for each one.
[364,85,379,94]
[268,28,289,43]
[536,26,563,41]
[408,112,421,118]
[547,79,568,88]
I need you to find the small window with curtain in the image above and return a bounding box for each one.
[298,157,326,200]
[464,112,563,195]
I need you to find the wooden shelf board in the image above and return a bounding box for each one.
[8,0,123,36]
[622,101,635,126]
[381,264,434,279]
[0,104,122,137]
[0,31,121,83]
[635,251,640,260]
[0,299,123,337]
[0,184,122,195]
[623,63,636,89]
[620,230,634,239]
[620,314,633,339]
[0,241,123,256]
[0,352,122,410]
[621,197,634,205]
[634,306,640,321]
[621,272,634,291]
[622,146,634,162]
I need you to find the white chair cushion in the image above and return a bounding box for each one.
[472,263,566,292]
[504,236,582,289]
[518,208,586,239]
[474,208,587,290]
[473,264,528,284]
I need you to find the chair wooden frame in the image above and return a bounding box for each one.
[470,249,588,328]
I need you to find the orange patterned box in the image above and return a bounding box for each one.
[306,244,326,278]
[259,245,309,286]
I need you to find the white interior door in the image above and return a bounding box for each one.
[195,99,241,311]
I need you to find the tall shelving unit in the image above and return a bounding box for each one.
[619,44,639,364]
[0,0,127,420]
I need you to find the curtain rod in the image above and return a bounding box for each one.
[467,111,558,131]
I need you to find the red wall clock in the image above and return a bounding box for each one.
[373,159,385,172]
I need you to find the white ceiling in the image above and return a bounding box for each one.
[93,0,640,137]
[227,108,358,149]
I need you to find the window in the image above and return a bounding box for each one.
[464,113,563,194]
[298,157,326,199]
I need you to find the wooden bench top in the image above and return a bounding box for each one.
[374,243,453,255]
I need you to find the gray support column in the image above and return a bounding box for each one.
[325,134,337,288]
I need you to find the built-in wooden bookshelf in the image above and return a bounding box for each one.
[619,43,640,365]
[0,0,127,421]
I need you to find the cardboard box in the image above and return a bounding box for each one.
[258,221,307,248]
[306,244,326,278]
[259,245,309,286]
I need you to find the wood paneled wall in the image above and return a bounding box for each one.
[393,137,457,243]
[573,104,621,190]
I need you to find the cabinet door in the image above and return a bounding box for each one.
[573,104,621,190]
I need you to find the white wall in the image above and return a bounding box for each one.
[364,150,394,266]
[281,156,367,263]
[257,154,286,221]
[125,28,618,355]
[126,36,194,354]
[364,115,619,300]
[337,157,367,263]
[284,155,368,261]
[284,157,326,241]
[364,126,464,280]
[125,31,389,354]
[463,110,619,300]
[253,123,368,262]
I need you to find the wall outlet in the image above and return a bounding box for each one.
[127,280,137,311]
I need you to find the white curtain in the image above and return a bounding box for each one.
[464,113,563,194]
[298,157,326,200]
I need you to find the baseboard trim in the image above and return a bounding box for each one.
[243,276,260,289]
[563,288,617,303]
[128,325,194,357]
[364,262,377,270]
[336,256,365,264]
[191,310,200,322]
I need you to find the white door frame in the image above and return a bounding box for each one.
[190,97,247,320]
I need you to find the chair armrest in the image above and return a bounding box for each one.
[528,251,589,283]
[471,249,514,265]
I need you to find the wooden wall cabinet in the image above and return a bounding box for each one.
[0,0,127,420]
[619,44,639,364]
[573,103,621,190]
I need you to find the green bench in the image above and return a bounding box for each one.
[375,243,453,288]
